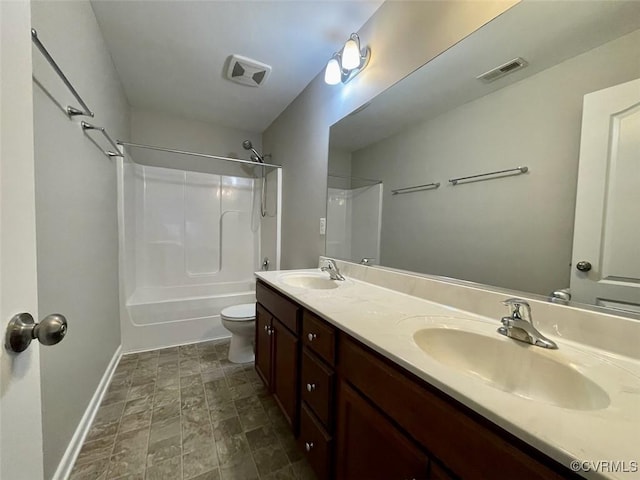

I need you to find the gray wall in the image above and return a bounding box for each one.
[130,107,261,161]
[262,1,517,269]
[350,29,640,295]
[31,1,130,477]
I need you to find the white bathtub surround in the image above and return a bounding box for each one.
[117,157,278,352]
[256,264,640,480]
[326,184,382,262]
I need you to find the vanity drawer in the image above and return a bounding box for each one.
[301,349,334,430]
[302,310,336,366]
[256,281,299,334]
[299,403,332,480]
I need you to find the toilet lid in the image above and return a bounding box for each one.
[221,303,256,321]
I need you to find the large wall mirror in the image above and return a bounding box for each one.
[327,1,640,318]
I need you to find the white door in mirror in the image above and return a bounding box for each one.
[571,78,640,313]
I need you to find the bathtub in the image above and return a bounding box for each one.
[121,280,256,353]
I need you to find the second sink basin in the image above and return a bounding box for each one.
[413,327,610,410]
[278,272,340,290]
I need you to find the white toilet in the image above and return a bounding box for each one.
[220,303,256,363]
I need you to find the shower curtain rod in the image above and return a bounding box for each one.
[117,141,282,169]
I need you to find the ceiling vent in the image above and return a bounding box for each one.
[225,55,272,87]
[476,57,528,83]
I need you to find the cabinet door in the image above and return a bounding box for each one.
[255,303,273,389]
[272,318,300,431]
[336,380,429,480]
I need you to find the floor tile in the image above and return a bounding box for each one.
[102,388,129,407]
[152,399,180,424]
[94,402,125,428]
[212,417,242,442]
[182,444,218,479]
[112,427,149,459]
[252,445,289,477]
[69,456,109,480]
[189,469,221,480]
[208,401,237,423]
[245,425,279,452]
[72,339,315,480]
[219,459,259,480]
[75,434,116,465]
[119,409,152,435]
[126,382,155,401]
[146,455,182,480]
[106,448,146,478]
[182,418,215,454]
[146,434,181,467]
[123,396,153,416]
[85,418,119,443]
[262,464,296,480]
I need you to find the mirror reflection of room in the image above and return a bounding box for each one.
[328,1,640,314]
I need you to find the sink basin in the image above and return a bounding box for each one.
[413,328,610,410]
[279,272,340,290]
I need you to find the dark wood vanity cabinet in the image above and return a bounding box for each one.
[255,281,580,480]
[335,379,429,480]
[255,281,300,431]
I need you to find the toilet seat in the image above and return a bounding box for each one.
[221,303,255,322]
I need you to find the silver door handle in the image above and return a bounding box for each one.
[576,261,592,272]
[5,312,67,353]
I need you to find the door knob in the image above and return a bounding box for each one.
[5,312,68,353]
[576,261,592,272]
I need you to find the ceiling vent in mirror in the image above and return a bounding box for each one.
[476,57,528,83]
[225,55,272,87]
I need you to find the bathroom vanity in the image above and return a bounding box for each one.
[254,266,640,480]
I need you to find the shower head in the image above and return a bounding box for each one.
[242,140,264,163]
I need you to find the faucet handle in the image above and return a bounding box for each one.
[502,298,531,321]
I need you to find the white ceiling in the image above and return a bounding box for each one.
[90,0,383,133]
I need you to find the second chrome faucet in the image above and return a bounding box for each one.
[321,259,346,281]
[498,298,558,349]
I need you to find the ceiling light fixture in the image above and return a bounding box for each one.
[324,33,371,85]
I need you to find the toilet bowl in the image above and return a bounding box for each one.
[220,303,256,363]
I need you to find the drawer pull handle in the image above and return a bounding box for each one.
[306,383,316,392]
[305,441,314,452]
[264,325,268,332]
[307,333,317,342]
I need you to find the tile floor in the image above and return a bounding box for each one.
[69,339,316,480]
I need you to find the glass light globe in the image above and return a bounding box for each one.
[342,38,361,70]
[324,58,341,85]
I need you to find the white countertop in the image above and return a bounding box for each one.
[256,269,640,480]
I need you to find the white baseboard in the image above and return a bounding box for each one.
[52,345,122,480]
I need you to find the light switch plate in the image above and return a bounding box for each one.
[320,217,326,235]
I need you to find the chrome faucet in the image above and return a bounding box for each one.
[321,259,345,281]
[498,298,558,349]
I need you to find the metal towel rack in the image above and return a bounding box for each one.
[81,122,122,157]
[391,182,440,195]
[31,28,94,118]
[449,166,528,185]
